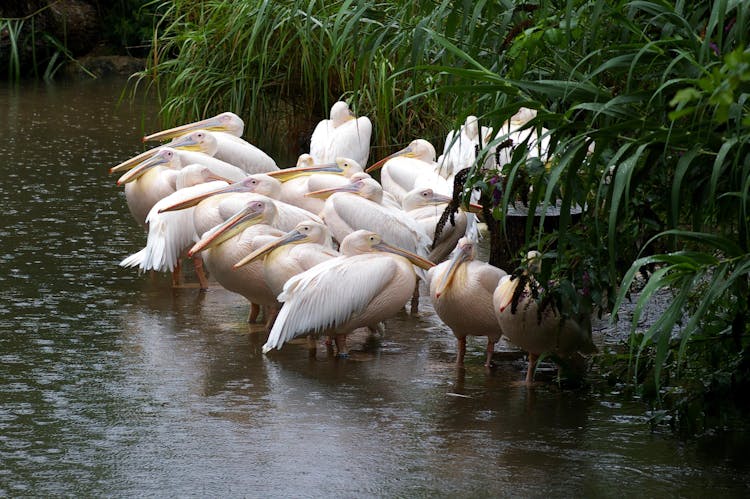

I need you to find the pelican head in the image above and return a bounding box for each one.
[188,198,274,256]
[341,230,435,270]
[304,172,378,201]
[165,130,219,156]
[109,131,218,175]
[143,112,244,142]
[434,237,475,298]
[329,101,355,127]
[116,147,180,185]
[365,139,437,172]
[233,220,329,269]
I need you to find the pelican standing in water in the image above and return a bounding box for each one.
[493,251,596,383]
[188,196,322,325]
[262,230,435,356]
[310,101,372,168]
[142,111,279,173]
[234,220,337,297]
[119,164,234,289]
[428,237,507,367]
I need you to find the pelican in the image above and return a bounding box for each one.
[265,157,364,214]
[428,237,507,367]
[491,107,551,167]
[158,175,323,235]
[366,139,452,203]
[493,251,596,383]
[119,164,230,289]
[262,230,435,356]
[187,197,309,325]
[112,132,254,179]
[234,220,338,298]
[306,174,431,257]
[441,115,495,179]
[310,101,372,168]
[116,147,183,227]
[141,111,278,173]
[402,186,476,263]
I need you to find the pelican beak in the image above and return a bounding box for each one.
[164,132,204,152]
[188,204,264,256]
[373,241,435,270]
[158,181,246,213]
[434,242,471,298]
[110,148,158,174]
[429,192,483,213]
[304,181,360,199]
[143,115,228,142]
[494,275,517,313]
[116,152,170,185]
[266,162,341,182]
[365,145,413,173]
[233,229,307,269]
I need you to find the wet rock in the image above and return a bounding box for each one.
[63,54,145,78]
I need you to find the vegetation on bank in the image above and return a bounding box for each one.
[8,1,749,433]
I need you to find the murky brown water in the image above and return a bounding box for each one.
[1,78,749,497]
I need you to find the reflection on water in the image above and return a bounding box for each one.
[1,78,749,496]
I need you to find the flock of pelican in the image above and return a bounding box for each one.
[111,102,595,383]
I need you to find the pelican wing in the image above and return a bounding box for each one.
[120,181,228,272]
[327,116,372,167]
[263,255,396,352]
[329,195,430,256]
[212,132,278,174]
[309,119,332,163]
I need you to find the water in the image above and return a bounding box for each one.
[1,78,749,497]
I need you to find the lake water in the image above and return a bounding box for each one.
[1,77,748,497]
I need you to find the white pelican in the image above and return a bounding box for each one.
[262,230,435,356]
[158,175,323,235]
[366,139,452,203]
[441,115,495,179]
[402,186,479,263]
[141,111,279,173]
[234,220,338,297]
[306,174,431,257]
[493,251,596,383]
[114,143,249,229]
[491,107,551,167]
[428,237,507,367]
[187,197,308,325]
[310,101,372,167]
[264,157,364,214]
[119,164,230,289]
[116,147,183,227]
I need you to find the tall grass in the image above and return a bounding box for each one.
[143,0,750,429]
[1,4,90,82]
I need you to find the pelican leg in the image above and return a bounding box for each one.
[264,305,280,331]
[456,336,467,367]
[171,259,182,287]
[525,352,538,384]
[484,338,496,368]
[307,335,317,358]
[192,256,209,291]
[410,282,420,314]
[334,334,349,358]
[247,303,261,323]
